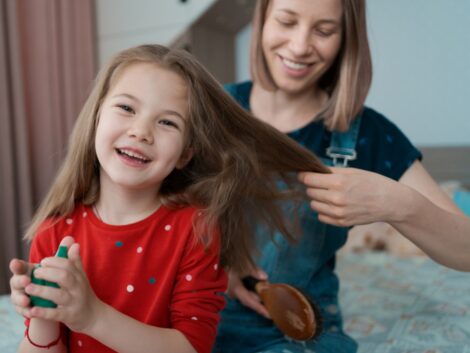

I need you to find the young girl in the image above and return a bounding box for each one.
[213,0,470,352]
[8,44,328,353]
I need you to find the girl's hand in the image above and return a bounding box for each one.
[24,236,104,333]
[299,167,405,227]
[9,259,35,318]
[226,269,271,319]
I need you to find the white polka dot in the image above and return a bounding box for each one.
[185,274,193,281]
[197,212,202,217]
[191,316,198,321]
[82,212,87,218]
[213,264,218,271]
[137,246,143,253]
[66,218,73,225]
[78,340,83,347]
[164,224,171,231]
[126,284,134,292]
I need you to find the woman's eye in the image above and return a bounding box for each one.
[117,104,134,114]
[276,18,295,27]
[316,28,337,37]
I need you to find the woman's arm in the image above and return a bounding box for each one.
[299,161,470,271]
[390,160,469,270]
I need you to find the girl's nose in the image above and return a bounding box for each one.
[127,119,154,144]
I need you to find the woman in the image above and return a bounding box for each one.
[213,0,470,352]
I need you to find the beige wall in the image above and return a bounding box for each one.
[95,0,215,67]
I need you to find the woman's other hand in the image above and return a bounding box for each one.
[226,269,271,319]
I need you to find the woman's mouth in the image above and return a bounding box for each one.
[279,55,313,77]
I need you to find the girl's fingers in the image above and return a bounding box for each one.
[25,284,70,306]
[68,244,84,272]
[10,273,31,291]
[30,306,61,322]
[31,267,74,288]
[59,236,75,248]
[10,290,31,308]
[9,259,32,276]
[16,305,33,319]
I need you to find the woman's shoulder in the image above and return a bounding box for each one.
[358,106,416,144]
[356,106,422,180]
[360,106,401,132]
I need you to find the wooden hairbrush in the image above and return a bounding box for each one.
[242,276,322,340]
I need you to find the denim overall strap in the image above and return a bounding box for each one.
[324,113,362,167]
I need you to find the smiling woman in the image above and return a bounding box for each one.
[213,1,470,352]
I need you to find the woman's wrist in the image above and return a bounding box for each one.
[388,182,421,225]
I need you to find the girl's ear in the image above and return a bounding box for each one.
[176,147,194,169]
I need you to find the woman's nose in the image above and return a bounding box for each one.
[289,28,313,57]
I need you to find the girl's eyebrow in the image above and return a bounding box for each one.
[111,93,186,121]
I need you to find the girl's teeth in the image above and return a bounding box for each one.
[118,149,149,162]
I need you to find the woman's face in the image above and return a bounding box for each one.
[262,0,343,95]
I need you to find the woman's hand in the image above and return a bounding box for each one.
[9,258,35,318]
[299,167,405,227]
[226,269,271,319]
[24,236,104,334]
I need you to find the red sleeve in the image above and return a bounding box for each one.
[171,231,227,353]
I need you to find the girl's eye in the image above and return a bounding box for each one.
[159,119,178,128]
[117,104,135,114]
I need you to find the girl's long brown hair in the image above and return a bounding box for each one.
[25,44,329,273]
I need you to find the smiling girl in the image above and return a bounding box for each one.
[9,44,327,353]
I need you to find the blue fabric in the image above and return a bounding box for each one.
[454,190,470,216]
[215,81,422,353]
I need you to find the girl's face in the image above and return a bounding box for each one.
[95,63,192,193]
[262,0,343,95]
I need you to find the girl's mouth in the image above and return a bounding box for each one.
[116,148,151,164]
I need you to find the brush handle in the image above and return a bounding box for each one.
[242,276,260,292]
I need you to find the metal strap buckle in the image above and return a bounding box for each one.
[326,147,357,167]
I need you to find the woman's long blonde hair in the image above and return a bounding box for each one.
[251,0,372,131]
[25,44,329,273]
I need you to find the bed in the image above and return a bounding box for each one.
[1,252,470,353]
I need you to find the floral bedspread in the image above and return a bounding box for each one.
[338,253,470,352]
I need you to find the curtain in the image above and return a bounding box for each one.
[0,0,96,294]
